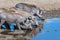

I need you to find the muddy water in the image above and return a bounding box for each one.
[31,18,60,40]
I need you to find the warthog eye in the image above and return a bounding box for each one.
[28,16,32,20]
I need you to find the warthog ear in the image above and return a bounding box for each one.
[39,9,42,14]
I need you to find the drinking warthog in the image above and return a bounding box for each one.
[0,8,26,30]
[15,3,43,19]
[0,3,44,31]
[9,7,42,30]
[0,8,36,31]
[8,3,45,30]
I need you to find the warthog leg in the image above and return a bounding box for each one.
[0,19,5,28]
[16,20,21,30]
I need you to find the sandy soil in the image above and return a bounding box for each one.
[0,0,60,10]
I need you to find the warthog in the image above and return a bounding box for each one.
[9,7,42,30]
[15,3,43,19]
[0,8,36,31]
[0,3,44,31]
[0,8,26,30]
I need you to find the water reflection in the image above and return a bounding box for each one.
[31,18,60,40]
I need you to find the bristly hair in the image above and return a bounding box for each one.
[16,3,37,8]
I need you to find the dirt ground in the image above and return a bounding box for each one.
[0,25,42,40]
[42,10,60,19]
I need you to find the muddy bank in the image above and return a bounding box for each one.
[0,25,42,40]
[42,10,60,19]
